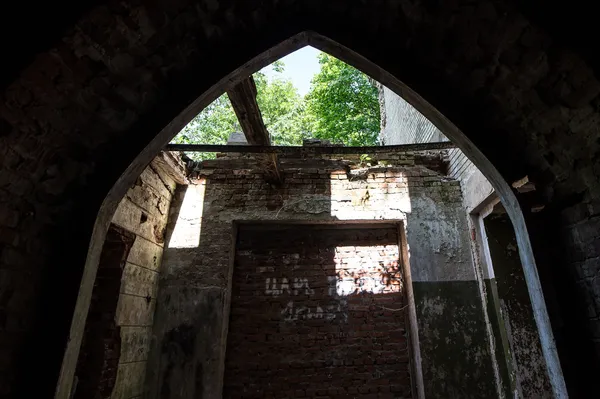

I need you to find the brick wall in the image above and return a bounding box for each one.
[225,224,410,398]
[149,153,495,398]
[378,87,493,213]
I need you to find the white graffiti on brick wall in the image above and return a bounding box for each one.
[265,277,314,296]
[266,275,395,298]
[328,275,397,296]
[264,276,348,322]
[280,300,348,322]
[265,273,399,323]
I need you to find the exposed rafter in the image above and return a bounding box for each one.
[227,76,281,183]
[165,141,457,154]
[151,151,188,185]
[227,77,271,146]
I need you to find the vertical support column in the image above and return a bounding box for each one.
[398,223,425,399]
[471,206,515,398]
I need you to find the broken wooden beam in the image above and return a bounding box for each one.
[151,151,188,185]
[227,77,271,146]
[227,76,282,183]
[165,141,457,154]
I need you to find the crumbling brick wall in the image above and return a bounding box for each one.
[378,87,493,213]
[149,152,496,398]
[226,224,410,398]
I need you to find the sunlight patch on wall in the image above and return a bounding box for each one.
[329,170,411,220]
[167,180,205,248]
[332,245,401,296]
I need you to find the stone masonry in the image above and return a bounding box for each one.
[72,156,182,399]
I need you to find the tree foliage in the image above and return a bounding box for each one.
[254,71,309,146]
[171,52,380,160]
[172,63,308,160]
[305,53,380,146]
[171,94,239,154]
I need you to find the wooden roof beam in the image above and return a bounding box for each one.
[227,76,271,146]
[165,141,457,153]
[227,76,281,183]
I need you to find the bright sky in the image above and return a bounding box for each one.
[261,46,321,96]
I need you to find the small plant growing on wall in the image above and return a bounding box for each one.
[359,154,372,166]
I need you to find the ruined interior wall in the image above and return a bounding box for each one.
[380,88,446,145]
[380,88,557,394]
[148,152,497,399]
[406,178,499,398]
[380,88,511,396]
[379,87,494,212]
[77,162,176,399]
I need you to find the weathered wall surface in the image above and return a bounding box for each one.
[485,212,552,397]
[226,224,411,398]
[147,152,496,398]
[379,88,517,397]
[407,185,499,398]
[379,86,563,396]
[379,87,494,212]
[73,159,178,399]
[380,88,446,146]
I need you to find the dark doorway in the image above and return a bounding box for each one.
[73,225,135,399]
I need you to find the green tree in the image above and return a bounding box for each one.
[254,71,309,146]
[172,63,308,160]
[305,53,380,146]
[172,53,381,159]
[171,94,239,160]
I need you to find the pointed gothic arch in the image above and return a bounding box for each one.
[3,3,599,398]
[56,31,567,398]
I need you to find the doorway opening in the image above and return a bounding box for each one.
[72,225,135,399]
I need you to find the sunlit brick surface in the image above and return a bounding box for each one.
[224,225,411,399]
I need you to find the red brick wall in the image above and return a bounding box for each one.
[224,224,412,398]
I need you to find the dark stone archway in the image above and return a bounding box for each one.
[1,1,599,397]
